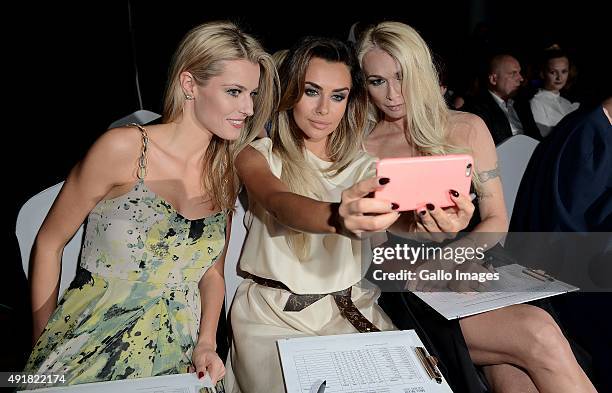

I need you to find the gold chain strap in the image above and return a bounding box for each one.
[128,123,149,180]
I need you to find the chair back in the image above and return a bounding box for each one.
[496,134,540,221]
[16,182,83,299]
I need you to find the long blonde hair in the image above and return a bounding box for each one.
[163,21,279,212]
[357,21,481,192]
[271,37,368,259]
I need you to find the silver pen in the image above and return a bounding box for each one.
[310,379,326,393]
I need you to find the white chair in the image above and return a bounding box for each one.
[16,182,83,299]
[496,134,540,221]
[107,109,161,130]
[223,193,249,317]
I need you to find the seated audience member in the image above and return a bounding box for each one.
[530,48,580,138]
[464,54,541,145]
[510,98,611,232]
[509,97,612,392]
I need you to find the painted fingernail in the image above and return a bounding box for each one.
[391,203,399,210]
[426,203,435,211]
[419,209,427,216]
[379,177,390,185]
[450,189,459,197]
[198,371,204,379]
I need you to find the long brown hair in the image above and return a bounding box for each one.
[271,37,368,259]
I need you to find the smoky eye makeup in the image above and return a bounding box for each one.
[367,78,386,86]
[304,88,319,97]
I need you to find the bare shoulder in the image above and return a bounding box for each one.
[96,126,144,155]
[447,110,494,148]
[79,126,144,183]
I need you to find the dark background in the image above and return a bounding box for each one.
[4,0,609,373]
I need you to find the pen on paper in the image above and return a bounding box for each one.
[533,269,554,281]
[522,268,553,282]
[310,379,326,393]
[415,346,443,384]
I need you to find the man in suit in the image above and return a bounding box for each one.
[464,54,540,145]
[508,98,612,392]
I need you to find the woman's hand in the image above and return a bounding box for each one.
[337,177,400,238]
[413,190,475,241]
[191,342,225,386]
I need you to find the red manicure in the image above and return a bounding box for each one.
[198,371,204,379]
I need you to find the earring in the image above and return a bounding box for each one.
[184,93,194,100]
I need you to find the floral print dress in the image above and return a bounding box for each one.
[24,125,226,392]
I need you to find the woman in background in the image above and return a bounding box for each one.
[530,48,580,137]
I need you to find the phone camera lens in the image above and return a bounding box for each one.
[466,163,472,176]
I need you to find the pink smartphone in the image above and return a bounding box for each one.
[375,154,473,211]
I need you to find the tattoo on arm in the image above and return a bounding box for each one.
[478,162,500,183]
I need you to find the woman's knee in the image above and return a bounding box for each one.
[517,306,574,369]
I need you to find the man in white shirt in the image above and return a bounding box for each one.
[464,54,540,145]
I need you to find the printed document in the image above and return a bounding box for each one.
[277,330,453,393]
[414,263,578,320]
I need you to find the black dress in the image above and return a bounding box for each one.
[373,139,601,391]
[371,227,488,393]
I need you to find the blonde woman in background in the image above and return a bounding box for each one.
[24,21,279,392]
[358,21,596,393]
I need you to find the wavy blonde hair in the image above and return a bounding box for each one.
[357,21,481,192]
[271,37,368,259]
[163,21,279,212]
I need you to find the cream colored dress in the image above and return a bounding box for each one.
[225,138,396,393]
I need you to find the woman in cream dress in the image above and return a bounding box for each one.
[225,37,474,393]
